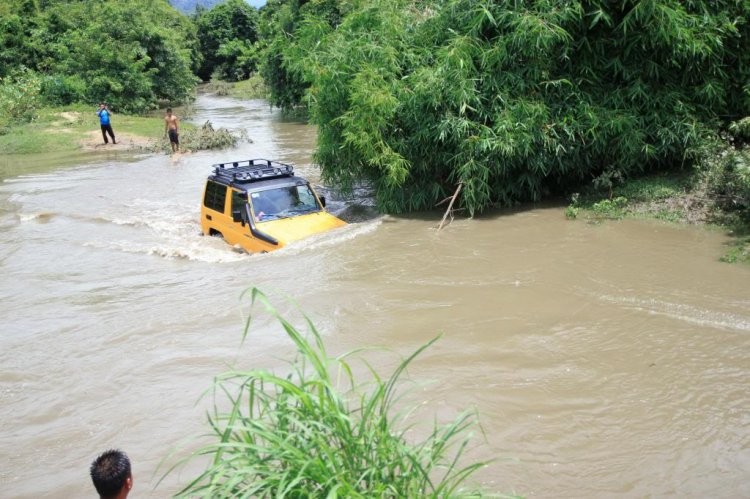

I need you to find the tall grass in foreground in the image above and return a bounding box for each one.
[164,288,512,498]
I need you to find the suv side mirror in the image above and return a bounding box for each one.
[232,210,244,226]
[319,196,326,208]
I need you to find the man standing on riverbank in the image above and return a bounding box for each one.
[90,449,133,499]
[97,104,116,145]
[164,108,180,153]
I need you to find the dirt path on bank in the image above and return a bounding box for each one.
[80,130,152,150]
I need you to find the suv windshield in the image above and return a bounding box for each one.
[250,184,321,222]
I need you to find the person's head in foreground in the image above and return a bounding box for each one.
[166,107,172,116]
[90,449,132,499]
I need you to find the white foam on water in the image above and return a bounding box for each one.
[84,239,249,263]
[77,197,254,262]
[597,294,750,332]
[83,196,381,263]
[18,212,54,222]
[267,218,382,258]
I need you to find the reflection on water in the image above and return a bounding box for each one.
[1,94,749,498]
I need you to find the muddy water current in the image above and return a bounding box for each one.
[1,94,749,498]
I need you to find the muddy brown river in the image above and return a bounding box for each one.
[1,94,749,498]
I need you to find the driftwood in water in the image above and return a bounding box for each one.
[436,183,463,232]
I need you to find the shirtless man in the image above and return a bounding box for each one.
[164,108,180,153]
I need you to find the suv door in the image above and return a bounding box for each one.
[203,180,230,237]
[223,188,252,246]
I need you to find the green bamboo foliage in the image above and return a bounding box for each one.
[164,288,510,498]
[275,0,750,215]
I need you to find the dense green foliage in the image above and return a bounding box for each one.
[0,69,42,129]
[258,0,342,109]
[165,289,500,497]
[270,0,750,215]
[702,125,750,223]
[0,0,199,113]
[195,0,260,81]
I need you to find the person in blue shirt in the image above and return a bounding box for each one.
[97,104,116,145]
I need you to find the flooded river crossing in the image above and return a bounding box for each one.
[1,94,749,498]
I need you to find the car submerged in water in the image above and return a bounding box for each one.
[200,159,347,253]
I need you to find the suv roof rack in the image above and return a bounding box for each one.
[211,159,294,185]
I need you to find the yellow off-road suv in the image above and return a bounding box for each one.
[200,159,347,253]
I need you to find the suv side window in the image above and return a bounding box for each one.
[204,181,227,213]
[231,190,246,217]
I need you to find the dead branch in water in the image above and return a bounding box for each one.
[436,183,463,232]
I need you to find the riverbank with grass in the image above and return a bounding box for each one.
[565,118,749,265]
[203,74,269,100]
[0,105,252,156]
[566,171,749,264]
[0,105,193,155]
[566,172,706,224]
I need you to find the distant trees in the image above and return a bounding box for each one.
[170,0,224,15]
[195,0,259,81]
[267,0,750,214]
[0,0,199,113]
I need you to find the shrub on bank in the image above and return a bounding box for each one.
[720,237,750,264]
[703,147,750,222]
[229,73,269,100]
[164,289,502,498]
[701,121,750,224]
[204,75,270,100]
[203,80,234,96]
[0,69,42,128]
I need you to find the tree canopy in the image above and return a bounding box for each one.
[257,0,342,109]
[195,0,260,81]
[0,0,199,113]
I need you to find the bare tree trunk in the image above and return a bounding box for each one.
[437,183,463,232]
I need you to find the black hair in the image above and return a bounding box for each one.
[166,107,172,112]
[90,449,131,498]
